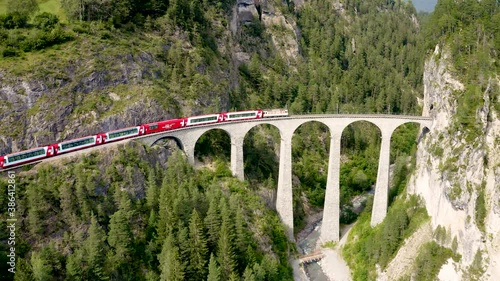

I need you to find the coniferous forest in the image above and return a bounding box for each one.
[0,0,499,280]
[0,144,293,280]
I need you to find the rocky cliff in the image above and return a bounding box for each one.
[396,44,500,280]
[0,0,300,156]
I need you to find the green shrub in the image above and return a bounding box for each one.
[475,187,486,232]
[0,12,29,29]
[33,12,59,30]
[1,46,19,57]
[413,241,454,281]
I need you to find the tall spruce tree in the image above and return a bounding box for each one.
[204,198,221,251]
[158,234,185,281]
[146,168,159,211]
[176,223,190,270]
[67,214,108,280]
[188,209,208,280]
[86,215,107,279]
[217,218,236,279]
[233,205,248,270]
[107,209,133,277]
[207,253,221,281]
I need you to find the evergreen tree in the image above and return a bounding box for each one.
[31,244,64,281]
[188,209,208,280]
[243,266,255,281]
[233,205,248,270]
[158,234,185,281]
[86,214,107,280]
[147,209,158,240]
[157,175,174,241]
[217,218,236,279]
[107,209,133,277]
[207,254,221,281]
[14,258,33,281]
[252,263,265,281]
[176,223,190,271]
[31,251,52,281]
[204,198,221,251]
[67,214,107,280]
[146,168,159,211]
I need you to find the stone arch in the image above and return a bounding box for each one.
[193,128,232,162]
[341,119,383,151]
[242,123,282,183]
[151,135,184,151]
[242,121,284,140]
[388,121,431,202]
[290,121,332,230]
[339,120,382,223]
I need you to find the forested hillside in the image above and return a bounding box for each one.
[0,144,293,280]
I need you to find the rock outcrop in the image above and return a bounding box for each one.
[237,0,260,23]
[405,44,500,279]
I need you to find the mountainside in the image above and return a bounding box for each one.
[406,45,500,280]
[358,1,500,279]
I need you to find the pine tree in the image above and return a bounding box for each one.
[14,258,33,281]
[188,209,208,280]
[158,234,185,281]
[157,175,174,241]
[146,168,159,211]
[233,205,248,270]
[243,266,256,281]
[107,209,133,276]
[217,218,235,279]
[176,223,190,270]
[86,214,107,280]
[229,272,240,281]
[207,254,221,281]
[147,209,157,240]
[204,198,220,251]
[218,197,233,240]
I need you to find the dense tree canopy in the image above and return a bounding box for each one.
[0,145,293,280]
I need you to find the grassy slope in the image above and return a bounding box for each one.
[0,29,171,136]
[0,0,66,21]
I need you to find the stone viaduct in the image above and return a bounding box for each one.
[138,114,433,243]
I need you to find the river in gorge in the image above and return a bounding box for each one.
[297,220,331,281]
[296,192,370,280]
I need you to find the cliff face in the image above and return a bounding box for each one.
[0,0,300,156]
[407,45,500,279]
[0,53,171,155]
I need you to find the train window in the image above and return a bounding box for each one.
[228,112,256,118]
[190,116,218,123]
[108,128,139,139]
[149,124,158,130]
[7,148,46,163]
[60,137,95,150]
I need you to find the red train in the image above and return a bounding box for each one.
[0,109,288,170]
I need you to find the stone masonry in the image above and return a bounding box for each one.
[138,114,433,242]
